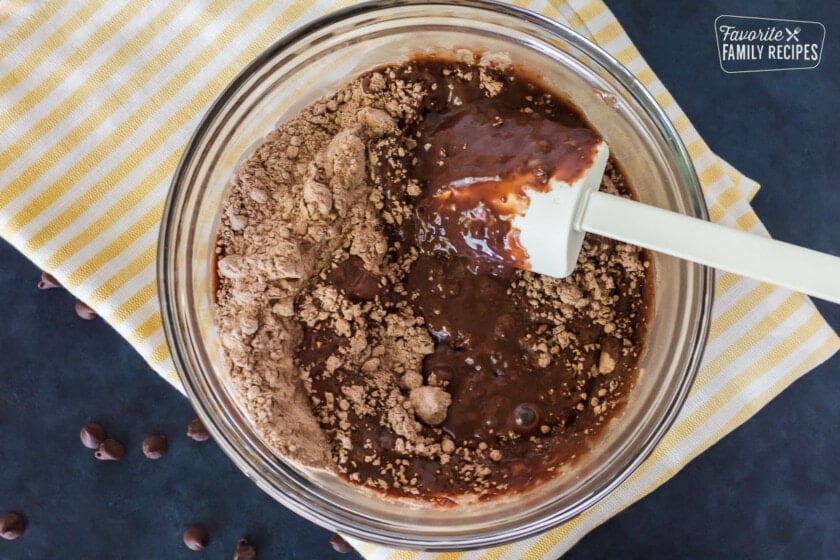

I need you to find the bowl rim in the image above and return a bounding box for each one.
[158,0,714,549]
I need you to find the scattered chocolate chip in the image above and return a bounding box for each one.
[74,300,97,320]
[142,434,167,459]
[183,524,209,551]
[0,512,25,541]
[95,438,124,461]
[80,422,106,450]
[329,533,353,554]
[328,256,382,301]
[37,271,61,290]
[187,417,210,442]
[233,538,257,560]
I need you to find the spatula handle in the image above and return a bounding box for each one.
[580,190,840,304]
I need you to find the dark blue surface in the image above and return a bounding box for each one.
[1,1,838,559]
[0,246,361,560]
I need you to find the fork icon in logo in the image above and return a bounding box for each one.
[785,26,801,42]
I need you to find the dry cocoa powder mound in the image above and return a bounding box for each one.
[215,69,434,469]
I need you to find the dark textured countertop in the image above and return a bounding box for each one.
[1,1,838,558]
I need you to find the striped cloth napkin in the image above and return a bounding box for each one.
[1,1,837,558]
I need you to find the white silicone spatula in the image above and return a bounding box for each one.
[512,141,840,304]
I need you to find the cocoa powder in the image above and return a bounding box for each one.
[215,68,432,469]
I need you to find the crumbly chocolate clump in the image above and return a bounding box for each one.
[215,54,651,500]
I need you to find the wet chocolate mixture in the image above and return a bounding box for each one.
[413,79,602,271]
[294,57,653,499]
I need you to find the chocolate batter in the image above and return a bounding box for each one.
[216,53,652,501]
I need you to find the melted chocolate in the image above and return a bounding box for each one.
[414,98,601,271]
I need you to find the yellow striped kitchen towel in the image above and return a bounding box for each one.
[0,1,837,559]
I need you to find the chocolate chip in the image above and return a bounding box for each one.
[329,256,382,301]
[74,300,97,320]
[80,422,105,450]
[0,512,25,541]
[513,403,541,433]
[95,439,124,461]
[37,271,61,290]
[233,538,257,560]
[329,533,353,554]
[142,434,167,459]
[187,417,210,442]
[183,524,209,551]
[348,271,381,301]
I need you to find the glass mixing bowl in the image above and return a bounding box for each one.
[159,0,713,550]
